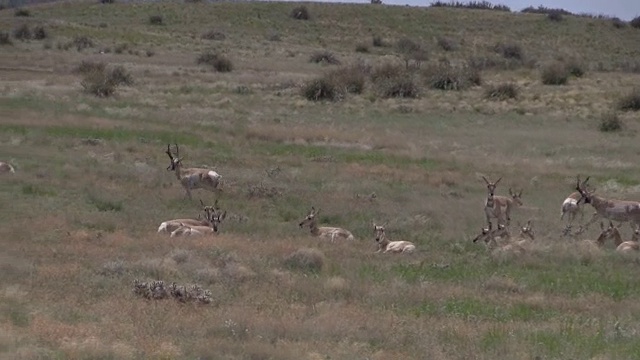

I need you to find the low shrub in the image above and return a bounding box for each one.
[617,88,640,111]
[149,15,163,25]
[73,60,106,75]
[485,82,518,100]
[565,58,585,77]
[372,35,386,47]
[376,74,419,98]
[547,11,563,22]
[32,26,47,40]
[328,64,368,94]
[302,77,339,101]
[437,36,457,51]
[630,16,640,29]
[284,248,325,273]
[14,8,30,17]
[80,64,134,97]
[72,36,94,51]
[196,51,233,72]
[291,6,310,20]
[12,24,31,41]
[599,112,622,132]
[0,32,12,46]
[201,30,226,40]
[109,65,134,86]
[494,42,524,60]
[611,18,626,28]
[424,61,481,90]
[309,51,340,65]
[541,62,569,85]
[355,43,369,53]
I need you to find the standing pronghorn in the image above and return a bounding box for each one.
[482,176,502,228]
[165,144,222,200]
[298,207,355,241]
[372,223,416,254]
[561,192,585,235]
[0,161,15,174]
[575,176,640,232]
[616,226,640,253]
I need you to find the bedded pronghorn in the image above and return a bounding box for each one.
[373,223,416,254]
[170,208,227,238]
[165,144,222,200]
[157,200,218,233]
[0,161,15,174]
[298,207,355,241]
[518,220,535,241]
[616,226,640,253]
[472,223,511,248]
[595,221,623,248]
[576,176,640,232]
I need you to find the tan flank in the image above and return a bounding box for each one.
[0,161,15,174]
[165,144,222,200]
[373,223,416,254]
[561,191,585,224]
[576,176,640,231]
[298,207,355,241]
[490,188,524,227]
[616,226,640,254]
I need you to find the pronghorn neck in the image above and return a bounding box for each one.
[308,219,321,236]
[173,162,182,180]
[486,195,495,207]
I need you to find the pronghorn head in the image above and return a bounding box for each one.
[575,175,593,204]
[165,144,183,171]
[200,199,220,221]
[472,226,492,243]
[299,207,319,228]
[482,176,502,196]
[509,188,524,206]
[372,223,386,242]
[519,220,534,241]
[598,221,619,242]
[633,226,640,242]
[209,209,226,233]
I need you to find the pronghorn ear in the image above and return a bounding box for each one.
[220,211,227,221]
[200,199,205,206]
[509,188,514,196]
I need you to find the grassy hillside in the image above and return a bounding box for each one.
[1,1,640,359]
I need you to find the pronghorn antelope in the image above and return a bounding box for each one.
[561,191,585,224]
[157,200,218,233]
[165,144,222,200]
[373,223,416,254]
[298,207,355,241]
[616,226,640,253]
[576,176,640,232]
[518,220,535,241]
[472,223,511,248]
[170,208,227,238]
[595,221,623,248]
[482,176,503,228]
[0,161,15,174]
[489,188,524,227]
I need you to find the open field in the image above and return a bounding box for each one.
[1,1,640,359]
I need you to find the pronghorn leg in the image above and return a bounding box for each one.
[582,212,600,230]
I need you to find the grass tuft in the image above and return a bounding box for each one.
[309,51,340,65]
[284,248,325,273]
[599,112,622,132]
[484,82,518,100]
[0,31,13,46]
[14,8,30,17]
[541,62,569,85]
[196,51,233,72]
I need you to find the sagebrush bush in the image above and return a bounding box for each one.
[631,16,640,29]
[547,12,563,22]
[423,61,481,90]
[328,64,368,94]
[73,60,106,75]
[291,6,309,20]
[617,88,640,111]
[201,30,226,40]
[71,36,94,51]
[376,75,419,98]
[284,248,325,273]
[196,51,233,72]
[33,26,47,40]
[302,77,339,101]
[437,37,457,51]
[370,62,403,83]
[372,35,385,47]
[396,37,426,69]
[494,42,524,60]
[80,64,133,97]
[14,8,30,17]
[309,51,340,65]
[12,24,31,41]
[541,62,569,85]
[611,18,626,28]
[485,83,519,100]
[0,32,12,45]
[599,112,622,132]
[565,58,585,77]
[355,43,369,53]
[149,15,163,25]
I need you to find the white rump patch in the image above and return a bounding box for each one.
[562,198,577,207]
[208,171,221,179]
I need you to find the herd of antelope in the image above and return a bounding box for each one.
[3,144,640,256]
[475,175,640,255]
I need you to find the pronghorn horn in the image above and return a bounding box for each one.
[166,144,173,159]
[495,177,502,185]
[200,199,205,206]
[174,143,180,158]
[482,176,490,184]
[509,188,514,196]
